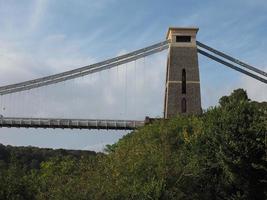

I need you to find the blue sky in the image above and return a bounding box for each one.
[0,0,266,151]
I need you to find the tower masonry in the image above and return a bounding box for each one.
[164,27,202,118]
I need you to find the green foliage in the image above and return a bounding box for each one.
[0,145,97,200]
[205,89,267,199]
[99,117,205,199]
[0,88,266,199]
[0,159,36,200]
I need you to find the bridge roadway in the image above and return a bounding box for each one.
[0,117,145,130]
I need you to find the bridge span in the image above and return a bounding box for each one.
[0,27,266,132]
[0,117,145,130]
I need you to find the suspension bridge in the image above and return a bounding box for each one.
[0,27,266,130]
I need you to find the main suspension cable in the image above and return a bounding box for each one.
[0,40,169,92]
[0,43,169,95]
[197,41,267,78]
[198,48,267,84]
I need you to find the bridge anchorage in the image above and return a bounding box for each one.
[0,27,266,130]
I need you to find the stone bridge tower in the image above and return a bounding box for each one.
[164,27,202,118]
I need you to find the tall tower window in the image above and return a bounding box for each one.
[181,98,187,113]
[182,69,186,94]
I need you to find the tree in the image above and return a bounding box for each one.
[205,89,267,199]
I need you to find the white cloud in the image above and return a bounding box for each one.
[28,0,48,32]
[239,67,267,102]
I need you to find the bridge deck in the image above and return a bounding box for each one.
[0,117,145,130]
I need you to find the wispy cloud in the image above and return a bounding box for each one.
[27,0,48,33]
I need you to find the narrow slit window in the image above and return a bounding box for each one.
[182,98,187,113]
[176,36,191,43]
[182,69,186,94]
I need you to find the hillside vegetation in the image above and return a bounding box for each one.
[0,89,266,200]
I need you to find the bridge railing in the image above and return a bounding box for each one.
[0,117,145,130]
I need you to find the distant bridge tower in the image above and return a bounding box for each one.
[164,27,202,118]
